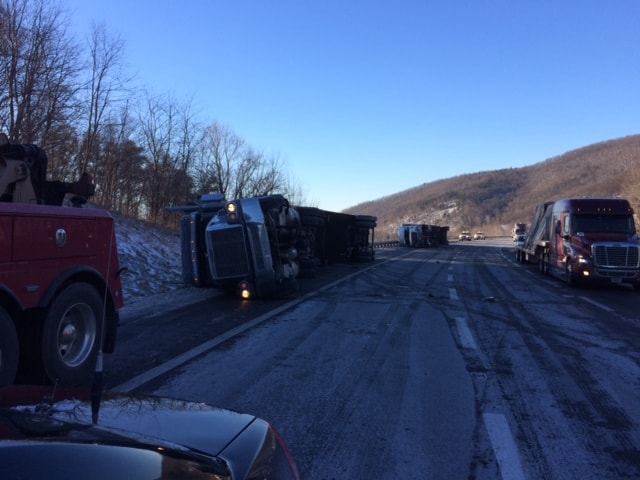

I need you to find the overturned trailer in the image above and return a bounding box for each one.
[167,194,377,298]
[297,207,376,265]
[397,224,449,248]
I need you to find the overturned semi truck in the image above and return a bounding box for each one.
[167,194,377,299]
[397,224,449,248]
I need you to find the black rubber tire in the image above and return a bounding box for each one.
[42,283,103,386]
[0,307,19,387]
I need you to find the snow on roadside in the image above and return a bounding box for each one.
[111,212,216,322]
[112,213,185,301]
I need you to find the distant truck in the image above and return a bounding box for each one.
[512,223,527,238]
[514,197,640,290]
[397,224,449,247]
[168,194,377,299]
[0,138,123,387]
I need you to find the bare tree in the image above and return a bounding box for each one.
[90,102,146,215]
[234,147,283,198]
[77,22,129,175]
[111,136,147,217]
[0,0,81,150]
[195,122,244,198]
[194,121,289,201]
[136,92,198,224]
[0,0,301,225]
[283,172,313,207]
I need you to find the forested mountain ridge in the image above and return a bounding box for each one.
[344,134,640,240]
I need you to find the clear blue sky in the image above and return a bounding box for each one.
[64,1,640,212]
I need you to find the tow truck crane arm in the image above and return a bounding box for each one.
[0,134,95,206]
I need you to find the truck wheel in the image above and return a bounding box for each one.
[42,283,103,386]
[0,307,19,386]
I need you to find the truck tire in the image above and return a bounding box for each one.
[537,253,549,274]
[42,283,103,386]
[0,307,19,386]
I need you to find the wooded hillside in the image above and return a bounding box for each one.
[344,135,640,240]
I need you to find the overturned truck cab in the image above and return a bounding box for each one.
[170,194,377,299]
[206,195,302,299]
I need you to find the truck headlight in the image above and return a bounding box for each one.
[239,280,252,299]
[226,202,239,223]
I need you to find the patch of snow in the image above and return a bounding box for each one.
[111,213,222,322]
[112,213,185,301]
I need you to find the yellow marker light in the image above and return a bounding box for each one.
[241,289,251,299]
[227,202,236,213]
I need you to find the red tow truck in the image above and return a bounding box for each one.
[0,137,123,387]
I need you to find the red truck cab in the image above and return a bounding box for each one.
[546,198,639,289]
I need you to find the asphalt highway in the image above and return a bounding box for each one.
[105,239,640,479]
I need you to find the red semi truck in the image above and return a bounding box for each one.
[514,197,640,290]
[0,138,123,387]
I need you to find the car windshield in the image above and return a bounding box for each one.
[572,214,635,234]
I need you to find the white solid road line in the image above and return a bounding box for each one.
[578,295,615,312]
[455,316,478,350]
[483,412,526,480]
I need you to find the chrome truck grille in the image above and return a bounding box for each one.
[593,244,640,268]
[206,225,250,279]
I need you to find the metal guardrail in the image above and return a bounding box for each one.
[373,241,399,248]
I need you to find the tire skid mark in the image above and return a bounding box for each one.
[453,245,640,478]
